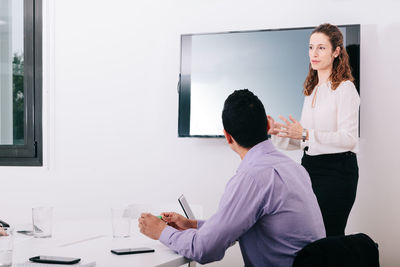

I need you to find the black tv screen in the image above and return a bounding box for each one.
[178,25,360,137]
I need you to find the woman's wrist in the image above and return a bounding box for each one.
[301,128,307,142]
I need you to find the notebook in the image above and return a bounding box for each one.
[178,194,196,219]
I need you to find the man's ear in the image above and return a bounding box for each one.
[223,129,234,144]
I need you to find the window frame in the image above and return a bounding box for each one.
[0,0,42,166]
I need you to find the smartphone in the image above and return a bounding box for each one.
[16,230,33,236]
[30,256,81,264]
[111,247,155,255]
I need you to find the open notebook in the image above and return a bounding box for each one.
[15,261,96,267]
[178,194,196,219]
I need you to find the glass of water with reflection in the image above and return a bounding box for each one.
[32,207,53,238]
[111,207,131,238]
[0,228,13,267]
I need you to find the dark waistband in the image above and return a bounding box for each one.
[303,150,356,160]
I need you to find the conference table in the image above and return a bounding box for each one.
[11,219,191,267]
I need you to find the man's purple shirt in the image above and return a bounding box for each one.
[160,140,325,266]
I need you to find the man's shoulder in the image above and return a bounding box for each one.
[248,149,299,171]
[253,151,308,184]
[240,151,301,179]
[234,143,306,186]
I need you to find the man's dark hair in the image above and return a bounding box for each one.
[222,89,268,148]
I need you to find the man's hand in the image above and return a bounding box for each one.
[161,212,197,230]
[138,213,167,240]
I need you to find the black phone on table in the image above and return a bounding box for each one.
[16,230,34,236]
[29,256,81,264]
[111,247,155,255]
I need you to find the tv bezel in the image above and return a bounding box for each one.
[178,24,360,138]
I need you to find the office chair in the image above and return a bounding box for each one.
[292,233,379,267]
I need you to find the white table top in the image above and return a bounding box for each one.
[11,219,190,267]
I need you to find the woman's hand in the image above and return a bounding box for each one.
[277,115,304,140]
[267,115,285,135]
[161,212,197,230]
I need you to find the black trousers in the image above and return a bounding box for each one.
[301,151,359,237]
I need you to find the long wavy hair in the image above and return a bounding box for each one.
[303,23,354,96]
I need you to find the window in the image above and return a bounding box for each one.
[0,0,42,166]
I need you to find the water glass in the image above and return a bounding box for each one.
[111,208,131,238]
[0,228,13,267]
[32,207,53,238]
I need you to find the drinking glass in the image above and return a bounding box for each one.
[111,208,131,238]
[0,228,13,267]
[32,207,53,238]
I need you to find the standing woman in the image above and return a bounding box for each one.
[268,23,360,237]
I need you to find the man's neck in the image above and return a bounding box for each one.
[237,146,250,160]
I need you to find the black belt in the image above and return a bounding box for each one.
[303,149,356,158]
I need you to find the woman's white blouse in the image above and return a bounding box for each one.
[272,80,360,156]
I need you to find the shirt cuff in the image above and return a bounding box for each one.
[159,226,179,246]
[301,129,314,151]
[197,220,205,228]
[308,129,315,144]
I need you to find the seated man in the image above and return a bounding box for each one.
[139,89,325,266]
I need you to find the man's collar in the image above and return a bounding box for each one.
[237,139,275,172]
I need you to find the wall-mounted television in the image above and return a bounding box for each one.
[178,25,360,137]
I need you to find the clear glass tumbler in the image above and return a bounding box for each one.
[32,207,53,238]
[0,228,13,267]
[111,208,131,238]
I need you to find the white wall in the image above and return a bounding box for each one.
[1,0,399,266]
